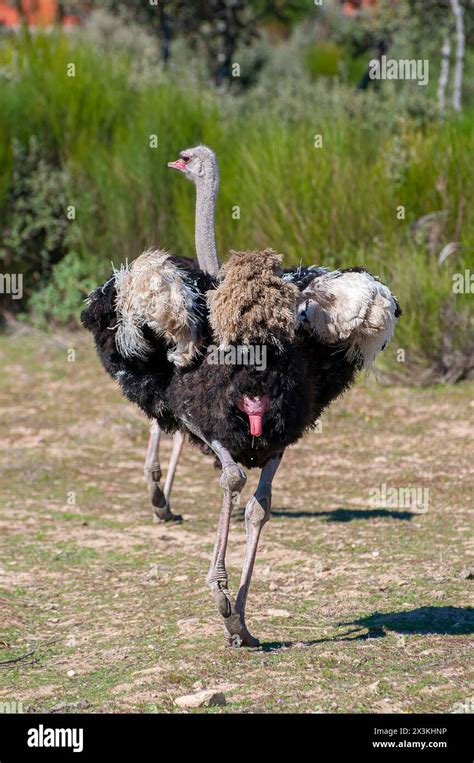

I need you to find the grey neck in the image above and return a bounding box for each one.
[194,171,220,276]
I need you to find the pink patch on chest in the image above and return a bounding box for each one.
[237,395,271,437]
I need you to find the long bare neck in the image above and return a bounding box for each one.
[194,171,220,276]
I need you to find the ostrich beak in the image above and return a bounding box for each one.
[167,158,186,171]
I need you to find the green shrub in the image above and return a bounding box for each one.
[27,250,97,327]
[0,135,79,315]
[304,42,344,78]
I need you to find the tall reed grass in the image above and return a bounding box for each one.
[0,30,472,379]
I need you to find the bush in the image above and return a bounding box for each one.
[305,41,343,78]
[28,250,97,328]
[0,135,79,317]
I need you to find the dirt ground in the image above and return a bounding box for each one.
[0,331,472,713]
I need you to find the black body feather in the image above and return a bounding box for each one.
[81,263,362,470]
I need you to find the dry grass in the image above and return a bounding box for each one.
[0,330,472,713]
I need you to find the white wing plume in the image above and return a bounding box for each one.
[113,249,200,367]
[299,269,400,368]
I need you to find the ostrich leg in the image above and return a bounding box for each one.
[234,453,284,645]
[144,421,183,522]
[203,440,263,647]
[164,430,185,502]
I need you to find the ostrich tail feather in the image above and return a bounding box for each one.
[113,264,152,359]
[113,250,201,364]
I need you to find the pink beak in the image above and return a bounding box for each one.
[237,395,271,437]
[167,158,186,171]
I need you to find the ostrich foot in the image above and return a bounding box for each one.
[144,425,184,522]
[224,620,260,649]
[148,480,182,522]
[148,478,165,508]
[211,582,260,648]
[153,505,183,523]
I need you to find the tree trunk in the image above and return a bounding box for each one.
[13,0,26,23]
[437,33,451,114]
[450,0,465,112]
[159,5,171,65]
[214,2,238,87]
[356,39,388,91]
[56,1,65,25]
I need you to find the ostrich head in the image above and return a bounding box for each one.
[168,145,218,188]
[167,145,220,276]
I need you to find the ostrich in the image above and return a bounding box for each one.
[143,147,220,522]
[82,147,401,647]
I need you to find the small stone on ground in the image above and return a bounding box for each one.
[174,690,226,708]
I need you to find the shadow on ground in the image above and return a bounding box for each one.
[270,507,415,521]
[340,606,474,637]
[261,606,474,651]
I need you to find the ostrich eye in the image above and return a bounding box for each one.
[182,155,191,163]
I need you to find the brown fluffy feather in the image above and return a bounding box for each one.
[207,249,299,348]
